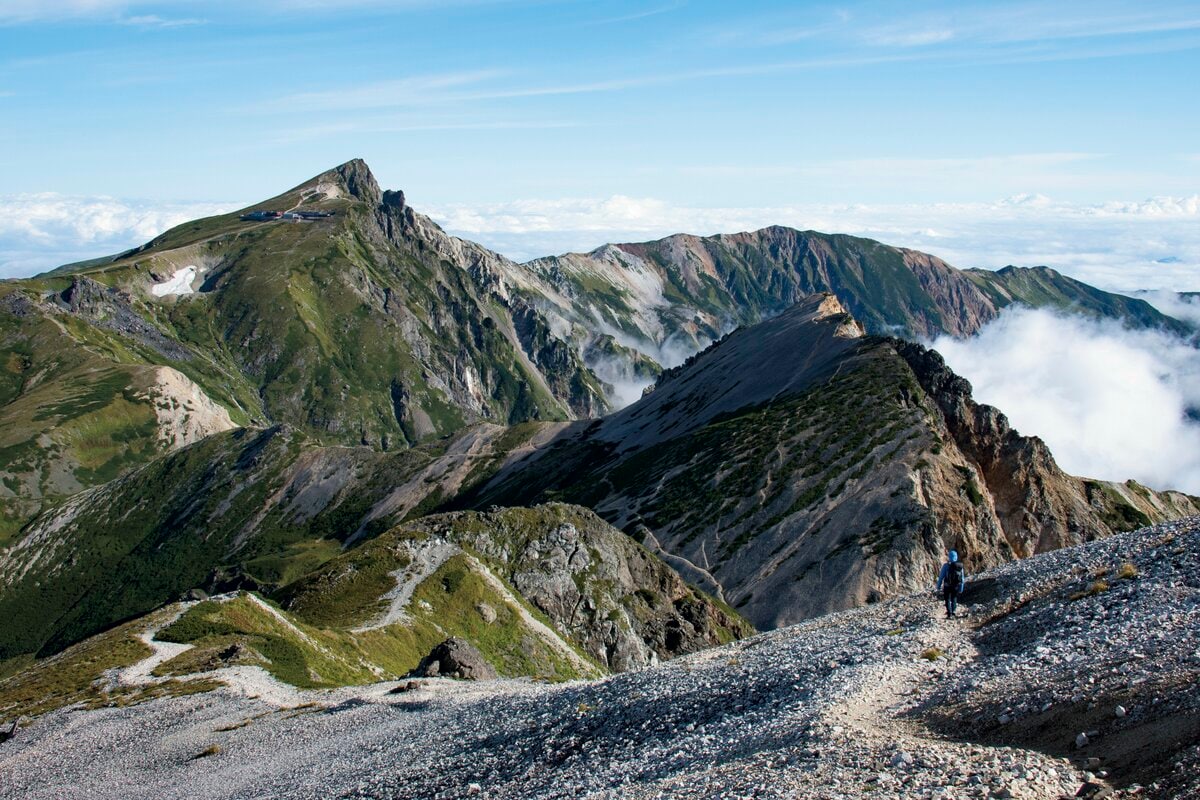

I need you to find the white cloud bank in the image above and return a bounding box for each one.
[5,190,1199,294]
[0,193,235,277]
[1137,290,1200,328]
[428,192,1200,293]
[931,306,1200,495]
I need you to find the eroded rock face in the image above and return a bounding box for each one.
[466,301,1199,630]
[55,277,193,361]
[892,340,1200,557]
[138,366,236,451]
[410,638,497,680]
[397,506,753,672]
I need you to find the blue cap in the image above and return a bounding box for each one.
[949,550,958,562]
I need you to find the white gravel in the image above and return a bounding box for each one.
[2,516,1198,800]
[112,605,197,687]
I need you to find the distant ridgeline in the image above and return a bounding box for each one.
[0,159,1196,690]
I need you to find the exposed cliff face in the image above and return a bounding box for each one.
[515,226,1189,387]
[459,296,1199,628]
[5,159,1187,543]
[893,340,1200,556]
[0,160,613,536]
[4,158,1197,673]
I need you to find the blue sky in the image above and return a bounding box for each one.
[1,0,1199,282]
[3,0,1200,491]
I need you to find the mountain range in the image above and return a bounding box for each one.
[1,159,1196,704]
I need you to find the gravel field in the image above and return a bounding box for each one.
[2,517,1198,800]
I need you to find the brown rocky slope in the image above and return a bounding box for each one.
[458,295,1199,628]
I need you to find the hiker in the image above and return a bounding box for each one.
[937,550,966,618]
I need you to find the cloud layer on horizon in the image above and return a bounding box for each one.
[426,192,1200,293]
[4,190,1199,297]
[931,306,1200,495]
[0,194,236,277]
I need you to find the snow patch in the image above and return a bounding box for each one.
[150,265,198,297]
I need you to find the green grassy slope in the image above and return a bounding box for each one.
[0,504,752,721]
[964,265,1192,335]
[0,425,452,660]
[280,505,751,668]
[0,160,608,539]
[532,227,1190,350]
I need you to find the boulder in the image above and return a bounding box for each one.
[410,638,498,680]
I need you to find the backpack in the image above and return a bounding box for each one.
[946,561,964,592]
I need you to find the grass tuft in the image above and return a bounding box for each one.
[1070,580,1110,601]
[192,744,221,760]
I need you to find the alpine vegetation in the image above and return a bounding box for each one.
[0,161,1198,800]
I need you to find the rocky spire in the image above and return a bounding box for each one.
[330,158,382,206]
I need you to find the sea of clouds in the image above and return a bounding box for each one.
[931,306,1200,495]
[3,190,1199,495]
[0,194,235,278]
[430,192,1200,494]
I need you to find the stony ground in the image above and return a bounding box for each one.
[1,517,1198,800]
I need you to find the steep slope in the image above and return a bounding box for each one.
[0,423,522,661]
[0,160,607,536]
[460,295,1199,628]
[0,505,749,723]
[3,517,1197,800]
[279,505,749,672]
[109,160,611,433]
[6,159,1186,541]
[518,227,1189,379]
[0,282,241,544]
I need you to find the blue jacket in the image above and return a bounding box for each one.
[937,551,966,592]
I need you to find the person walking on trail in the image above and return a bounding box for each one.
[937,550,966,618]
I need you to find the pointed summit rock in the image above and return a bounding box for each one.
[0,160,611,533]
[329,157,382,204]
[460,299,1199,627]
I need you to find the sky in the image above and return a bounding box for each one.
[0,0,1198,286]
[2,0,1200,492]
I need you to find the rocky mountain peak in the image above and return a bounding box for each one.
[809,292,866,338]
[328,157,382,205]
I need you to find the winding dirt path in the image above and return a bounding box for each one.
[114,605,198,686]
[820,615,1083,799]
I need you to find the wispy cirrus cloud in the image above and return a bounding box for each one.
[0,0,143,24]
[586,2,685,26]
[713,2,1200,64]
[269,117,580,144]
[0,0,563,24]
[118,13,204,28]
[263,70,506,112]
[262,54,934,113]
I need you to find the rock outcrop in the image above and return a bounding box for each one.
[280,504,752,673]
[462,297,1199,628]
[410,638,497,680]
